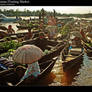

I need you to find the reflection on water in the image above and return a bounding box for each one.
[72,53,92,86]
[61,60,82,86]
[39,52,92,86]
[49,58,63,86]
[34,56,82,86]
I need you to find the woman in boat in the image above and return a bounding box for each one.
[7,25,15,35]
[20,61,41,81]
[12,45,44,82]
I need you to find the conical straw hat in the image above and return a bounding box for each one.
[12,45,44,64]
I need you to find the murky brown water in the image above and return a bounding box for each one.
[0,19,90,86]
[32,57,82,86]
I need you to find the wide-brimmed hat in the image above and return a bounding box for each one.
[12,45,44,64]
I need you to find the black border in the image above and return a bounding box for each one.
[0,0,92,6]
[0,0,92,90]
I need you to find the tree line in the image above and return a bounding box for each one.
[0,8,92,18]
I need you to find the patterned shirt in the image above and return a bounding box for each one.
[20,61,41,81]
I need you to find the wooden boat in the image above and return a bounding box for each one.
[22,36,66,51]
[9,30,39,38]
[60,43,84,72]
[16,25,30,30]
[0,42,66,86]
[0,14,18,23]
[16,25,39,30]
[83,42,92,50]
[0,57,58,86]
[0,26,7,30]
[0,30,8,39]
[38,42,66,63]
[82,41,92,57]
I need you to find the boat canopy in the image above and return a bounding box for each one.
[0,14,7,19]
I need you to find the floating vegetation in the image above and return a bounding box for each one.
[0,38,22,57]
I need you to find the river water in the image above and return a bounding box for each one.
[35,53,92,86]
[1,17,92,86]
[35,56,82,86]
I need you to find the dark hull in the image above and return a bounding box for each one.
[0,26,7,30]
[0,58,57,86]
[0,31,8,38]
[16,25,39,30]
[62,53,83,72]
[16,58,57,86]
[60,44,83,72]
[16,25,30,30]
[38,43,66,63]
[82,41,92,57]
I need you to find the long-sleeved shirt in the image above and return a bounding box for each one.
[20,61,40,81]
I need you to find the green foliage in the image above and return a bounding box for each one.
[57,27,62,33]
[0,52,10,58]
[0,8,92,18]
[0,39,22,54]
[86,42,92,47]
[27,22,33,27]
[3,40,22,50]
[44,49,50,55]
[61,23,71,35]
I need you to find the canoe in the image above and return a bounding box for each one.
[0,57,58,86]
[16,25,31,30]
[0,42,66,86]
[9,30,39,38]
[22,37,61,51]
[60,43,84,72]
[0,30,8,38]
[38,42,66,63]
[82,41,92,57]
[16,25,39,30]
[22,35,67,52]
[0,26,7,30]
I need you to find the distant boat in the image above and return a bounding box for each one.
[0,14,19,23]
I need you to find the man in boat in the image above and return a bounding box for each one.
[7,25,15,35]
[12,45,43,83]
[22,32,59,51]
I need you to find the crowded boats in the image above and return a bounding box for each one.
[0,8,92,86]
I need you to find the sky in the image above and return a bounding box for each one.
[0,6,92,14]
